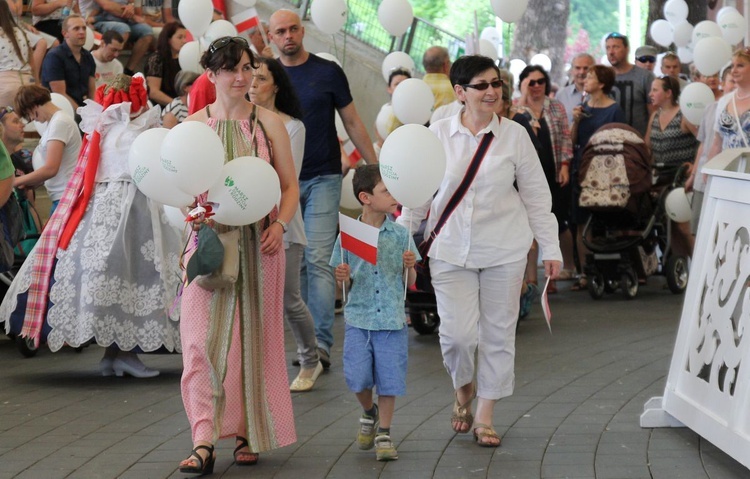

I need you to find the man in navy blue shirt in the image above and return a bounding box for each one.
[269,9,377,370]
[41,14,96,110]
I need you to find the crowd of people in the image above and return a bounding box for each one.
[1,1,749,473]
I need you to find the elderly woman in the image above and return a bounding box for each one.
[178,36,298,474]
[162,70,199,128]
[398,55,561,447]
[144,21,187,106]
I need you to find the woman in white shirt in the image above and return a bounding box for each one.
[13,84,81,214]
[398,55,562,447]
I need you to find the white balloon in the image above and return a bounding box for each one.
[162,205,188,229]
[508,58,526,85]
[717,6,740,25]
[672,21,693,48]
[316,51,342,66]
[381,51,414,83]
[377,0,413,37]
[340,169,362,210]
[600,55,611,67]
[178,0,213,38]
[692,20,722,45]
[50,92,75,119]
[160,121,225,196]
[375,104,394,140]
[391,78,434,125]
[650,19,674,47]
[720,11,747,46]
[665,187,691,222]
[693,36,732,76]
[207,156,281,226]
[679,82,714,125]
[379,124,446,209]
[129,129,195,207]
[479,39,498,61]
[84,26,95,51]
[490,0,529,23]
[310,0,347,35]
[481,27,502,49]
[202,20,238,44]
[178,40,203,73]
[677,45,693,64]
[530,53,552,72]
[663,0,688,25]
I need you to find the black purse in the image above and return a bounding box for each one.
[415,132,494,292]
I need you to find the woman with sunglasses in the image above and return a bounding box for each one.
[398,55,561,448]
[177,36,298,475]
[515,65,574,293]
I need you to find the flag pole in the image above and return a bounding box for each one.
[404,215,411,300]
[341,246,346,303]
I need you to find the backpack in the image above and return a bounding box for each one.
[0,192,24,272]
[13,190,40,258]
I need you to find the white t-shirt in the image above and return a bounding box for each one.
[39,111,81,201]
[0,27,32,72]
[94,57,124,87]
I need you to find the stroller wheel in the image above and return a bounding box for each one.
[16,335,38,358]
[410,310,439,335]
[620,269,638,300]
[588,273,605,300]
[666,255,689,294]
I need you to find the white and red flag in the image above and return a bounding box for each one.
[232,7,260,35]
[339,213,379,265]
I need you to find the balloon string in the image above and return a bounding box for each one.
[403,215,411,300]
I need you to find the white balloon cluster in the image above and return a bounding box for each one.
[648,0,744,70]
[490,0,529,23]
[177,0,239,73]
[128,122,281,226]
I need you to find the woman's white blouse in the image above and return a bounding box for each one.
[398,112,562,268]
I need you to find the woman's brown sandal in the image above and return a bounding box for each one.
[234,436,259,466]
[451,391,475,434]
[179,444,215,475]
[473,423,501,447]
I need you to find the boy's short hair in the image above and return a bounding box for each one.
[352,164,382,205]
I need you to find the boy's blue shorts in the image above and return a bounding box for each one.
[343,324,408,396]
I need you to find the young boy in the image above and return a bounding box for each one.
[330,164,418,462]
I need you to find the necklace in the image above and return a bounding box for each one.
[736,89,750,100]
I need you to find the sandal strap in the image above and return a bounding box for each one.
[234,436,249,455]
[187,444,214,468]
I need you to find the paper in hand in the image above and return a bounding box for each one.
[541,276,552,334]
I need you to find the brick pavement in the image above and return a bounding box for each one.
[0,277,747,479]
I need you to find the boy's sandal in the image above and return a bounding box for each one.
[234,436,259,466]
[179,444,216,475]
[451,390,475,434]
[571,275,588,292]
[473,423,501,448]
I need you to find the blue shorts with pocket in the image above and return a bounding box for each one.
[343,323,408,396]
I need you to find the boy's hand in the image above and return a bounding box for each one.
[335,263,351,283]
[403,251,416,269]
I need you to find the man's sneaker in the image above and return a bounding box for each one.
[374,434,398,461]
[357,412,379,450]
[317,347,331,369]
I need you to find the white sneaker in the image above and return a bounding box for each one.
[113,355,159,378]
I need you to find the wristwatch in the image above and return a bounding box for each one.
[273,218,288,233]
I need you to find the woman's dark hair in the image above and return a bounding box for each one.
[449,55,500,88]
[255,57,304,120]
[657,75,681,104]
[0,0,28,64]
[518,65,551,96]
[200,36,258,72]
[14,84,51,121]
[589,65,616,95]
[156,21,185,59]
[387,68,411,88]
[352,164,382,205]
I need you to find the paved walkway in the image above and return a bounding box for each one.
[0,276,747,479]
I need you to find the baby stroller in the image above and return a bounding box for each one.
[577,123,689,300]
[404,218,440,335]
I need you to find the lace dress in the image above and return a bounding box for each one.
[0,102,183,353]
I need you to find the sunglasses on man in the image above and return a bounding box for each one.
[637,55,656,63]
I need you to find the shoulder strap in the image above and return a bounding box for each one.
[422,131,494,248]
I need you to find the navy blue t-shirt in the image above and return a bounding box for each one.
[282,54,353,180]
[41,41,96,107]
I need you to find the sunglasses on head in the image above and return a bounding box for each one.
[462,80,503,91]
[607,32,626,40]
[637,55,656,63]
[527,78,547,87]
[208,36,250,55]
[0,106,13,121]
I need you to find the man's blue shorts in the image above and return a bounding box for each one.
[343,323,408,396]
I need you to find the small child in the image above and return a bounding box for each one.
[330,164,418,462]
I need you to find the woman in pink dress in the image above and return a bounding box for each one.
[178,36,299,475]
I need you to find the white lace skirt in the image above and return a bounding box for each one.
[1,180,184,352]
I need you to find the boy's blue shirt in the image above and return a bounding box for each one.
[330,216,420,331]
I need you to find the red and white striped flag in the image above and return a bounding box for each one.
[339,213,379,265]
[232,7,260,35]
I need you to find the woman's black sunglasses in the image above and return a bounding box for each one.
[462,80,503,91]
[208,36,250,55]
[528,78,547,87]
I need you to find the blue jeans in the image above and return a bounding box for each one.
[299,174,341,353]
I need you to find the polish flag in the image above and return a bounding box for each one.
[232,7,260,35]
[339,213,379,265]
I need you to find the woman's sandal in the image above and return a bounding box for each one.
[473,423,502,447]
[451,390,475,434]
[234,436,259,466]
[571,275,588,292]
[179,444,215,476]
